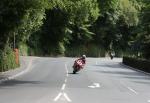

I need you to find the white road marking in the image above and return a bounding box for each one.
[54,92,72,102]
[65,64,68,73]
[66,73,69,77]
[93,83,100,87]
[54,93,62,101]
[96,61,98,65]
[127,87,138,95]
[65,78,67,83]
[64,93,72,102]
[88,86,95,88]
[148,100,150,102]
[7,58,33,80]
[65,64,69,77]
[54,63,71,102]
[61,84,66,90]
[88,83,100,88]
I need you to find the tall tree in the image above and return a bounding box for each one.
[0,0,49,50]
[93,0,141,52]
[41,0,99,55]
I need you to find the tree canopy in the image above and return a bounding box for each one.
[0,0,149,59]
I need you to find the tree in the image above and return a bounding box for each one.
[0,0,49,70]
[40,0,99,55]
[93,0,141,52]
[0,0,49,50]
[138,0,150,59]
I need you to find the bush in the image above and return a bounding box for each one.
[65,45,86,57]
[0,46,19,72]
[65,44,106,57]
[123,57,150,73]
[19,43,29,56]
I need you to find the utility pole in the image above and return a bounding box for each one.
[14,32,15,49]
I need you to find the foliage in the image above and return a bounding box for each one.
[40,0,99,55]
[123,56,150,73]
[0,45,19,72]
[141,1,150,59]
[128,0,150,59]
[0,0,150,63]
[0,0,49,70]
[65,44,106,57]
[93,0,142,52]
[0,0,49,49]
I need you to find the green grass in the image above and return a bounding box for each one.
[0,46,19,72]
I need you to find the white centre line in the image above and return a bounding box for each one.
[54,93,62,101]
[96,61,98,65]
[54,63,71,102]
[61,84,66,90]
[65,64,69,77]
[65,64,68,73]
[127,87,138,95]
[65,78,67,83]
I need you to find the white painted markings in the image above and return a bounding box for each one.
[66,73,69,77]
[0,58,33,83]
[88,83,100,88]
[54,93,62,101]
[120,81,138,95]
[9,58,33,80]
[54,63,72,102]
[96,61,98,65]
[127,87,138,95]
[65,64,69,74]
[64,93,72,102]
[65,78,67,83]
[61,84,66,90]
[54,92,71,102]
[65,64,69,77]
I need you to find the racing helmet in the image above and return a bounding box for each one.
[82,55,86,59]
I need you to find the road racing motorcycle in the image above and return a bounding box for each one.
[72,59,85,74]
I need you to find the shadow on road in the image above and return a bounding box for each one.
[68,73,79,75]
[133,81,150,84]
[0,79,41,87]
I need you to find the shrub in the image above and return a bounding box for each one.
[65,44,106,57]
[19,43,29,56]
[123,57,150,73]
[0,46,19,72]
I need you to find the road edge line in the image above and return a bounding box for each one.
[0,57,33,82]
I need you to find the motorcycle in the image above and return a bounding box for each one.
[72,59,84,74]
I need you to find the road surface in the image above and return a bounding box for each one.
[0,57,150,103]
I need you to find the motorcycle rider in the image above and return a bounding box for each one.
[76,55,86,68]
[72,55,86,74]
[109,51,115,60]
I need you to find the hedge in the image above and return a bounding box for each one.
[0,46,19,72]
[123,57,150,73]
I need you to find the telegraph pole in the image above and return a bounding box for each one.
[14,32,15,49]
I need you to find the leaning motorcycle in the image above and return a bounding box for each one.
[72,59,84,74]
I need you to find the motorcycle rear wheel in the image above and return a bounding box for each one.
[73,70,76,74]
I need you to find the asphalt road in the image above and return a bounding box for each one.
[0,57,150,103]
